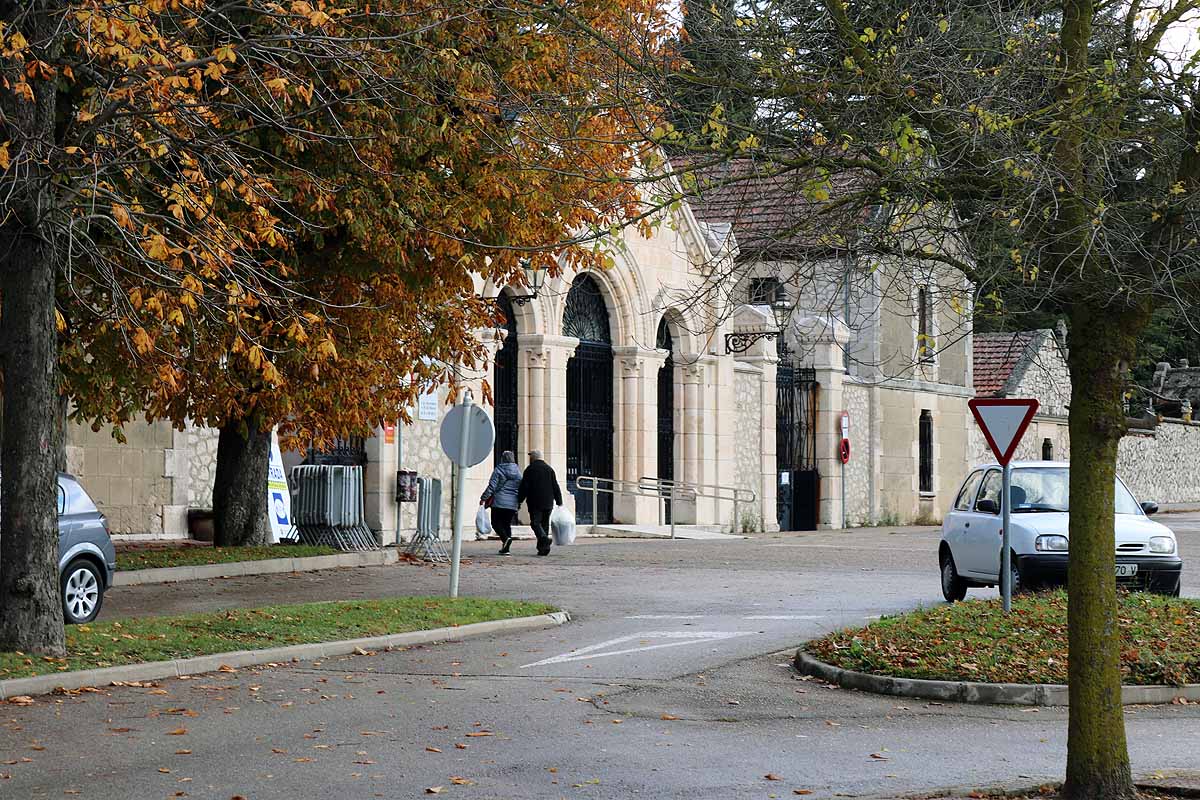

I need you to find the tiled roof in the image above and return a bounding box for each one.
[973,331,1040,397]
[677,157,875,260]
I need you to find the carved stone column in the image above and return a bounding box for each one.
[612,346,667,524]
[518,333,579,517]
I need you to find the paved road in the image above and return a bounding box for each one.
[4,519,1200,799]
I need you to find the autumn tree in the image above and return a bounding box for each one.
[549,0,1200,795]
[56,0,663,546]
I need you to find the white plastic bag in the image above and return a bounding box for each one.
[550,506,576,546]
[475,505,492,537]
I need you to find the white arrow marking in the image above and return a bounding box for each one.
[743,615,826,620]
[519,630,752,669]
[624,614,708,620]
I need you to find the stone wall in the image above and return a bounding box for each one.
[187,425,219,509]
[1118,421,1200,504]
[65,419,186,538]
[968,416,1070,467]
[1007,332,1071,417]
[396,386,455,541]
[733,365,762,529]
[843,381,872,526]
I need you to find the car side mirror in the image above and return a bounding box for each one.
[976,499,999,515]
[1140,501,1159,516]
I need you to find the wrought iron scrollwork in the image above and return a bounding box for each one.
[563,274,611,343]
[724,330,779,354]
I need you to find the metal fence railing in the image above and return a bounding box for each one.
[575,475,758,538]
[404,477,448,562]
[289,465,379,551]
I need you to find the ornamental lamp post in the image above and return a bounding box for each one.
[509,259,547,306]
[724,295,792,354]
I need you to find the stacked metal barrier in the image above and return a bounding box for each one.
[404,477,448,562]
[290,465,380,551]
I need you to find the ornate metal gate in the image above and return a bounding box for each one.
[493,293,519,465]
[777,351,819,531]
[656,319,674,524]
[564,275,613,524]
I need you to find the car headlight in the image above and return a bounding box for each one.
[1036,534,1069,552]
[1149,536,1176,554]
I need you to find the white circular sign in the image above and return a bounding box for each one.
[440,404,495,467]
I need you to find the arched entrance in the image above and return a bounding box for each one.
[776,340,820,530]
[656,318,674,523]
[493,292,519,466]
[564,274,613,524]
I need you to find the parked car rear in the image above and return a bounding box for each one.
[56,472,117,623]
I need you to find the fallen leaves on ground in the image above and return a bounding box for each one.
[449,777,473,786]
[425,787,444,794]
[808,591,1200,686]
[765,773,783,781]
[168,728,187,736]
[6,696,33,706]
[660,714,679,720]
[426,747,442,753]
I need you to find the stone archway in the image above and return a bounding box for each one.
[563,274,614,524]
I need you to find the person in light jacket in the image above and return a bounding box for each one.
[517,449,563,556]
[481,451,522,555]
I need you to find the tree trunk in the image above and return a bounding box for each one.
[0,0,67,656]
[212,415,272,547]
[0,226,67,656]
[1060,304,1141,800]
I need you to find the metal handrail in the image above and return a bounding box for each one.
[575,475,758,538]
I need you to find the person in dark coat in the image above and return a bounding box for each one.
[481,451,522,555]
[517,449,563,556]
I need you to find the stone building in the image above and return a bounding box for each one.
[361,172,979,540]
[55,172,987,539]
[971,329,1200,508]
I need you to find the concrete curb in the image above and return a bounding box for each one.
[794,650,1200,706]
[113,548,400,586]
[0,611,570,700]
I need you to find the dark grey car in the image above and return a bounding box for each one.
[56,473,117,623]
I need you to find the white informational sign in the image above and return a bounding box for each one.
[840,411,850,439]
[266,430,292,543]
[418,389,439,421]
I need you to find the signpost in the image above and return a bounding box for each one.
[439,394,495,598]
[839,411,850,528]
[967,398,1040,612]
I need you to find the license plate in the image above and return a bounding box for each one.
[1115,564,1139,578]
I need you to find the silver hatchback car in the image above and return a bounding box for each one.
[57,472,117,623]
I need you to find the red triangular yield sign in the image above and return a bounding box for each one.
[968,398,1040,466]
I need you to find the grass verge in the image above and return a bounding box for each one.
[807,590,1200,686]
[117,544,339,571]
[0,597,556,680]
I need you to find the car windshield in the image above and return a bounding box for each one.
[1009,467,1141,514]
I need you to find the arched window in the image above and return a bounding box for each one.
[1042,437,1054,461]
[562,274,611,343]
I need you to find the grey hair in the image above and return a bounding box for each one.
[529,449,543,461]
[500,450,516,464]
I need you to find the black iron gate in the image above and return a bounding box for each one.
[567,343,614,524]
[777,359,819,531]
[656,319,674,524]
[493,293,519,466]
[564,275,614,525]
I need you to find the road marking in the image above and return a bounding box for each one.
[519,631,752,669]
[624,614,708,620]
[743,615,826,620]
[763,543,907,551]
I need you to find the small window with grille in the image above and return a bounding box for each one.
[1042,438,1054,461]
[917,286,935,361]
[919,410,934,494]
[748,277,784,305]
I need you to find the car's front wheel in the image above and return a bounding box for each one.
[61,559,103,624]
[941,552,968,602]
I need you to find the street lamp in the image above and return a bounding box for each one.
[506,260,547,306]
[724,295,791,354]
